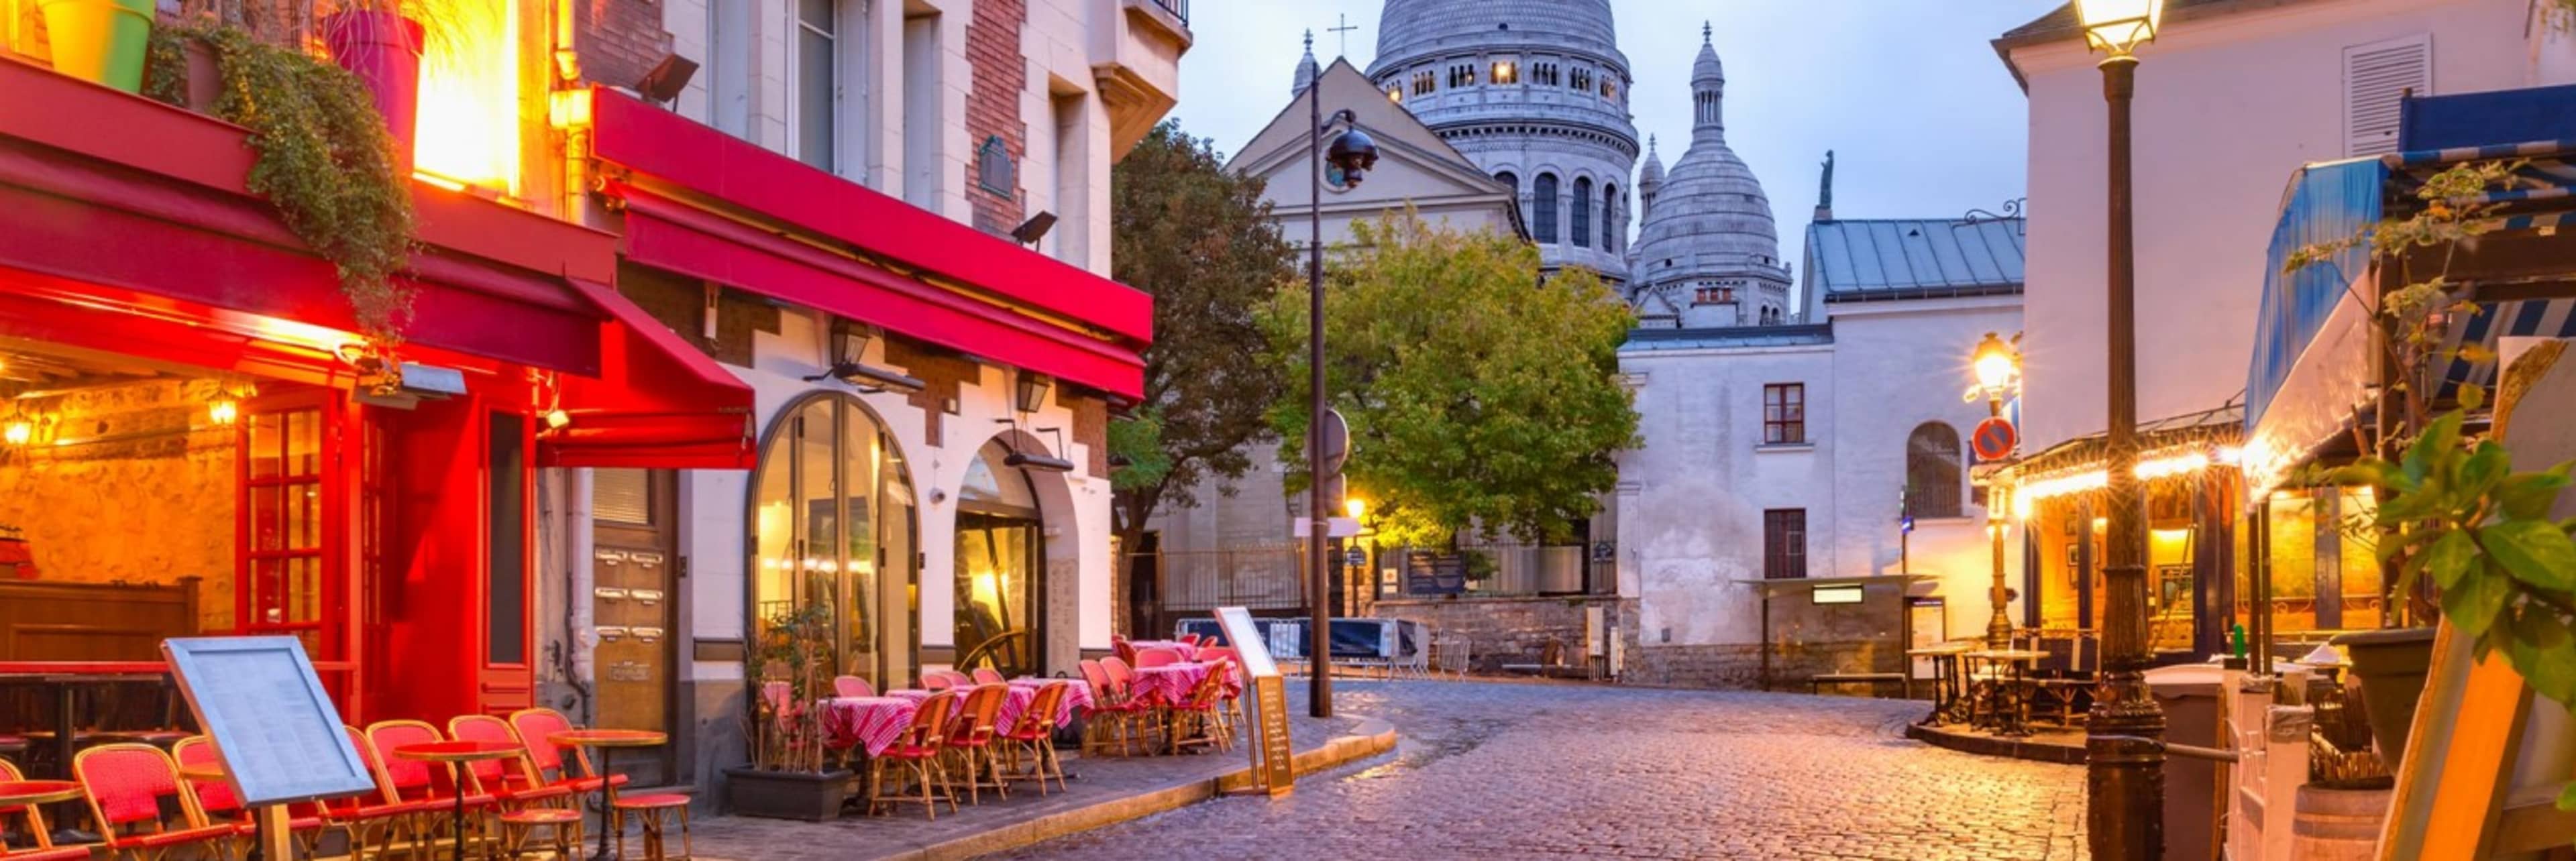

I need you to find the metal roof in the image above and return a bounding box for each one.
[1804,217,2025,302]
[1621,322,1833,351]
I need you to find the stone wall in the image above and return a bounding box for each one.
[1371,595,1638,678]
[0,379,235,632]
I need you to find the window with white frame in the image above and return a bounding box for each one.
[792,0,841,172]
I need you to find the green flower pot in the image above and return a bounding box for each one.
[38,0,156,93]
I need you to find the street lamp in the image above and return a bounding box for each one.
[1968,331,2021,651]
[2074,1,2164,858]
[1307,89,1377,719]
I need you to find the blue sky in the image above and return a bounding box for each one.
[1169,1,2059,274]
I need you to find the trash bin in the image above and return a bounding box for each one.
[2147,663,2227,861]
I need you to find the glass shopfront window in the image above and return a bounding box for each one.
[2245,487,2381,638]
[953,441,1040,676]
[750,393,918,689]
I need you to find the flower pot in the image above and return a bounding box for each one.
[721,766,851,821]
[2330,626,2436,770]
[150,35,224,113]
[37,0,156,93]
[320,9,425,170]
[2290,783,2391,861]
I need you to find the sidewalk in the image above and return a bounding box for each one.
[692,700,1394,860]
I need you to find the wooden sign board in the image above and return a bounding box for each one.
[161,636,380,807]
[1216,606,1293,796]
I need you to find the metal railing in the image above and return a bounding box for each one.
[1150,545,1304,614]
[1150,0,1188,25]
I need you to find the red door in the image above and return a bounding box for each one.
[235,391,361,709]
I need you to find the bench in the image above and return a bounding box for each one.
[1807,672,1911,699]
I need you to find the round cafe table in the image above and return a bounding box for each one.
[393,740,523,861]
[0,779,81,808]
[548,729,665,861]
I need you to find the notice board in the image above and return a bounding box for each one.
[161,636,380,807]
[1216,606,1293,795]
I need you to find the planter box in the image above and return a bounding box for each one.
[721,766,853,821]
[2331,626,2435,769]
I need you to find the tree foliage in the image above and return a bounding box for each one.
[1263,211,1638,547]
[1108,121,1297,547]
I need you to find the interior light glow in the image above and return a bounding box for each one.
[413,0,522,192]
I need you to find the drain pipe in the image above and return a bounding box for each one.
[558,467,596,722]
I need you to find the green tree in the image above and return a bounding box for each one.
[1264,211,1638,547]
[1107,121,1297,614]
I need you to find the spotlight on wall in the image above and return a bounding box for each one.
[1004,451,1077,473]
[635,53,700,107]
[1010,211,1057,248]
[208,398,239,426]
[545,408,572,431]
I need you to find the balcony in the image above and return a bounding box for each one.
[1094,0,1193,160]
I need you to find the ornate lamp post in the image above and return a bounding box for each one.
[2072,1,2165,858]
[1306,88,1377,718]
[1970,332,2021,650]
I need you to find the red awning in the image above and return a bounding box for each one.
[542,280,757,469]
[588,88,1150,400]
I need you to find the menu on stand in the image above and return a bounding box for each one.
[1216,606,1293,796]
[162,636,380,807]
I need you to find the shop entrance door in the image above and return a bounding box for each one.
[235,392,355,704]
[592,468,678,782]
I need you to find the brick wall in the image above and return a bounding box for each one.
[1055,386,1108,477]
[881,337,980,448]
[963,0,1027,235]
[1370,595,1638,678]
[615,262,780,368]
[573,0,675,91]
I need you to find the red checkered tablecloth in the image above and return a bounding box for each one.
[817,696,916,757]
[1126,640,1200,661]
[1007,677,1096,723]
[1130,663,1212,706]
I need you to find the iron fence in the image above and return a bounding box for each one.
[1151,0,1188,25]
[1371,542,1606,599]
[1148,545,1305,615]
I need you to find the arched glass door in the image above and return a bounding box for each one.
[953,440,1040,676]
[749,393,918,689]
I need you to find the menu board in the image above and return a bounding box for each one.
[1404,555,1466,595]
[1216,607,1293,796]
[162,636,380,807]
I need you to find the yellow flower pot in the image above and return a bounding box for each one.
[38,0,156,93]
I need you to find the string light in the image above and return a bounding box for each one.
[2012,445,2242,504]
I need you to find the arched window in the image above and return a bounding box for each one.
[1570,177,1593,248]
[1532,172,1559,243]
[751,392,920,689]
[1905,422,1964,519]
[1603,183,1619,251]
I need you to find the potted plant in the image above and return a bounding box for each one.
[319,0,428,170]
[724,601,851,821]
[38,0,157,93]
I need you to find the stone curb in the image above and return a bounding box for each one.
[873,717,1400,860]
[1903,721,2088,764]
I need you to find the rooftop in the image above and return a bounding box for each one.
[1622,322,1833,351]
[1806,217,2025,302]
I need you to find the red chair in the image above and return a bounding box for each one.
[1111,636,1137,665]
[867,691,958,819]
[1167,658,1236,754]
[71,742,239,860]
[1077,660,1146,757]
[944,685,1011,805]
[1177,633,1202,648]
[507,708,630,797]
[830,675,875,698]
[366,720,497,851]
[449,715,583,857]
[1134,648,1182,669]
[922,674,956,691]
[1000,681,1070,795]
[329,726,433,860]
[0,759,91,861]
[969,667,1006,685]
[611,791,692,861]
[172,736,330,857]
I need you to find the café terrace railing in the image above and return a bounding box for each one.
[1151,0,1188,25]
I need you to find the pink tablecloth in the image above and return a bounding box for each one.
[880,685,1054,735]
[1129,663,1212,705]
[817,696,917,757]
[1126,640,1200,661]
[1006,677,1095,723]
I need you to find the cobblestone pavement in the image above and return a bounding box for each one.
[994,680,2088,860]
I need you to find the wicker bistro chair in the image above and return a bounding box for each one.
[0,759,91,861]
[610,791,692,861]
[999,681,1070,795]
[1076,661,1147,757]
[1166,659,1236,755]
[943,686,1012,805]
[70,743,239,860]
[2029,633,2098,727]
[867,690,959,819]
[969,668,1006,686]
[366,720,502,852]
[331,727,437,860]
[1133,648,1182,669]
[447,715,584,857]
[830,676,875,699]
[172,737,331,858]
[1195,647,1244,736]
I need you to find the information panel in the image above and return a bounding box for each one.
[162,636,380,807]
[1216,606,1293,795]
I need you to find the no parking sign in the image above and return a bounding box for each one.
[1972,416,2018,461]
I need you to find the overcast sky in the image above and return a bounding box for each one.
[1169,1,2059,274]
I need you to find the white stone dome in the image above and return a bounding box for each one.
[1375,0,1621,62]
[1630,25,1790,327]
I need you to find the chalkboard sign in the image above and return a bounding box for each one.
[1404,554,1466,595]
[161,636,380,807]
[1216,607,1293,796]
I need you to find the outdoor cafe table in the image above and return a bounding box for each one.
[1004,677,1093,724]
[1124,640,1199,661]
[1964,649,2049,738]
[393,740,522,861]
[1129,661,1243,708]
[547,728,665,861]
[0,779,80,809]
[1907,643,1977,726]
[822,682,1089,757]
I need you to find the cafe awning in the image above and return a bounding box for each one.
[587,88,1152,401]
[541,279,756,469]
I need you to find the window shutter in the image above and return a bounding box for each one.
[595,468,653,526]
[2343,34,2430,158]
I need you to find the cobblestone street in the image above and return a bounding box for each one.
[996,680,2087,860]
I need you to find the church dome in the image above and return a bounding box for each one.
[1639,135,1665,188]
[1631,25,1790,326]
[1374,0,1621,63]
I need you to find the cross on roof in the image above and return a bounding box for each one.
[1328,13,1360,57]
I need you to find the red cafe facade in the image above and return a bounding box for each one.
[0,4,1160,797]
